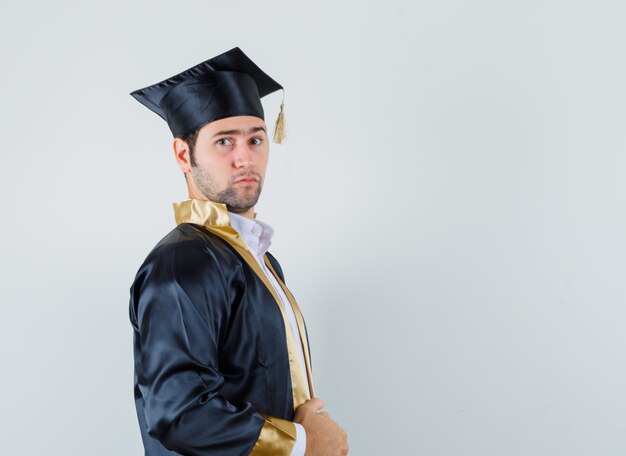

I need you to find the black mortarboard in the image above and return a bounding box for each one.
[131,47,285,141]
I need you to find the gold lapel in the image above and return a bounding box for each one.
[263,257,315,399]
[173,199,311,409]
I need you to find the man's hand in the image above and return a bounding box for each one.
[294,397,349,455]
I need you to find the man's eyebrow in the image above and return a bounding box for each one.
[249,126,267,134]
[211,126,267,138]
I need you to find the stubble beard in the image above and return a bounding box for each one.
[191,166,263,214]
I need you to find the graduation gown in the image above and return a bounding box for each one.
[129,199,314,456]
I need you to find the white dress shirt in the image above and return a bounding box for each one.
[228,212,307,456]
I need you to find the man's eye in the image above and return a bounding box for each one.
[250,137,263,145]
[216,138,232,146]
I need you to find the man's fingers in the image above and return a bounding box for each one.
[294,397,332,422]
[306,397,326,411]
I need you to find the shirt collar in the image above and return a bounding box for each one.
[228,211,274,258]
[172,199,275,257]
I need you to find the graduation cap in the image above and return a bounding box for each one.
[131,47,286,143]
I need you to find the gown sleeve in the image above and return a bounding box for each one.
[131,235,297,456]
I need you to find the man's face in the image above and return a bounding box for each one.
[186,116,269,214]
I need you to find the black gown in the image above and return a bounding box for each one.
[129,199,314,456]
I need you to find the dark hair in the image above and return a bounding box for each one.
[183,129,200,167]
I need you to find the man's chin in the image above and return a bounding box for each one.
[227,205,253,214]
[215,186,261,213]
[225,197,260,214]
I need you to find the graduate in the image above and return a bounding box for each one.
[129,47,348,456]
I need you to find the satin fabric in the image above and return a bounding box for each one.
[160,72,265,139]
[130,47,282,138]
[130,223,300,455]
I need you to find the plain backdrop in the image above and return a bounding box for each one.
[1,0,625,455]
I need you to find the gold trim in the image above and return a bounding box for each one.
[173,199,231,227]
[250,416,296,456]
[264,257,315,399]
[173,199,311,409]
[204,226,310,409]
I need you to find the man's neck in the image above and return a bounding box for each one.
[189,192,255,219]
[186,190,256,219]
[235,208,256,219]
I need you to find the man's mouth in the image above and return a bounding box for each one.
[234,174,260,184]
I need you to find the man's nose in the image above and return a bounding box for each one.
[233,143,255,168]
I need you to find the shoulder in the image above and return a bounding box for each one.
[129,224,242,327]
[141,223,237,273]
[130,224,240,302]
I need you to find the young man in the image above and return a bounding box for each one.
[129,47,348,455]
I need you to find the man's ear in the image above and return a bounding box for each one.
[173,138,191,173]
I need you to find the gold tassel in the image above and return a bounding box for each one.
[273,101,286,144]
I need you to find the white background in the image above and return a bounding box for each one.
[1,1,625,454]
